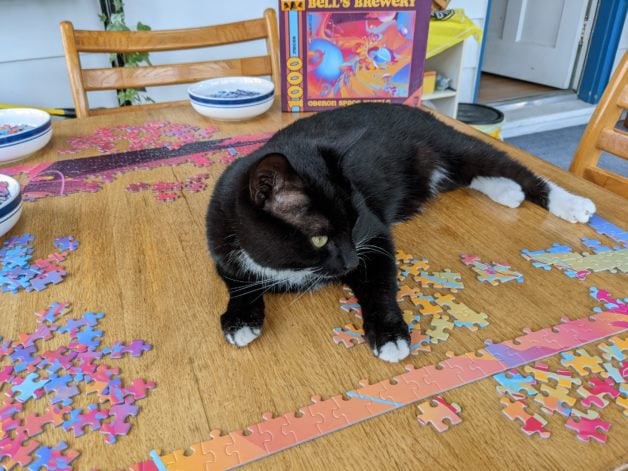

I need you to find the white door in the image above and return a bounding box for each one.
[483,0,589,88]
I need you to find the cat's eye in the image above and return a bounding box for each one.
[310,235,328,248]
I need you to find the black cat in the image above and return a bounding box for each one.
[206,103,595,362]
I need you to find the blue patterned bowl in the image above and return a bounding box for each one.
[0,174,22,238]
[0,108,52,165]
[188,77,274,121]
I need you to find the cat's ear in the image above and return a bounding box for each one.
[249,153,307,212]
[318,127,367,158]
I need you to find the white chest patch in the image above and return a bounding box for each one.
[235,249,318,289]
[429,167,450,195]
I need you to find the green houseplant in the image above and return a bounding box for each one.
[99,0,154,106]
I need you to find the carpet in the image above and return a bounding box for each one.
[506,124,628,178]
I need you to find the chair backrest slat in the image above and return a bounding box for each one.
[82,56,271,90]
[60,9,280,118]
[584,167,628,199]
[73,18,268,53]
[570,52,628,198]
[597,128,628,161]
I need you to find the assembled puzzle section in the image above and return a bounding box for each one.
[0,121,274,202]
[0,302,156,469]
[334,250,486,353]
[0,234,79,294]
[492,290,626,445]
[142,285,626,470]
[521,215,628,280]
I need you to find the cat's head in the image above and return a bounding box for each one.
[235,152,359,280]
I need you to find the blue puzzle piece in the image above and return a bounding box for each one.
[44,373,80,407]
[10,372,49,403]
[494,369,538,397]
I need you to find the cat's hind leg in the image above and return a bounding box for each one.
[442,138,596,223]
[469,176,525,208]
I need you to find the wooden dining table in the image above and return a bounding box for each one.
[1,101,626,470]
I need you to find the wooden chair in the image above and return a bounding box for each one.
[60,9,280,118]
[570,52,628,198]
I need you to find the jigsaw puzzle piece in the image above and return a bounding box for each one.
[414,270,463,291]
[100,397,139,444]
[523,361,582,389]
[499,396,550,438]
[434,293,489,331]
[427,315,454,344]
[565,416,611,443]
[416,396,462,432]
[494,369,537,398]
[560,349,604,375]
[9,372,48,403]
[62,404,108,437]
[102,339,152,358]
[332,324,365,348]
[27,441,79,471]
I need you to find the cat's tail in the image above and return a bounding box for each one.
[439,133,596,223]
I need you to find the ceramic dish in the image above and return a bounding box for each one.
[0,108,52,165]
[0,174,22,238]
[188,77,274,121]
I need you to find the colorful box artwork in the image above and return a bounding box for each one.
[278,0,431,111]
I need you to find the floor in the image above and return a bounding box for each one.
[506,124,628,178]
[478,73,559,104]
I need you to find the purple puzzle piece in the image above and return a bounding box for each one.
[100,396,139,444]
[103,339,152,359]
[53,236,79,253]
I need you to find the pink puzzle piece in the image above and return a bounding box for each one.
[565,416,611,443]
[416,396,462,432]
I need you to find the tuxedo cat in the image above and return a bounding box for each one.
[206,103,595,363]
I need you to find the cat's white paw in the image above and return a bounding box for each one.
[469,177,525,209]
[548,183,596,223]
[225,326,261,347]
[373,338,410,363]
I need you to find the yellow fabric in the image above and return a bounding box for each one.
[426,9,483,59]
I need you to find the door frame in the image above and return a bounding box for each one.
[577,0,627,104]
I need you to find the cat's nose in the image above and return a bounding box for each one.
[342,251,359,272]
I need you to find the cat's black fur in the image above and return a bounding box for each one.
[206,103,574,361]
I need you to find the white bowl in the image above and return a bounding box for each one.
[0,174,23,238]
[188,77,274,121]
[0,108,52,165]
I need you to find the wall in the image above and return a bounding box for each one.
[0,0,487,111]
[448,0,490,103]
[0,0,117,109]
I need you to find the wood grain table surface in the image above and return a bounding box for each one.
[1,101,626,470]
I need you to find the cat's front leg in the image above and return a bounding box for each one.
[343,236,410,363]
[219,275,265,348]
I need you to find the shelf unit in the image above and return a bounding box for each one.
[422,41,465,118]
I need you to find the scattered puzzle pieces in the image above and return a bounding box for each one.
[460,254,524,285]
[0,234,78,294]
[0,302,156,468]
